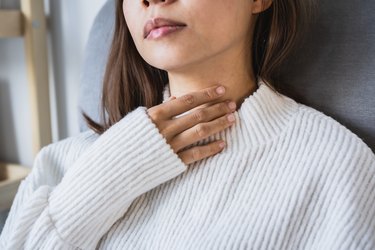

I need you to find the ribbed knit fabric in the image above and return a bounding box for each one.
[0,81,374,250]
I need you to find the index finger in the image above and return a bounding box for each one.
[162,85,226,118]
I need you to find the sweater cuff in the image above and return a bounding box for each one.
[47,106,187,249]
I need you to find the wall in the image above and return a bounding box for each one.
[0,0,107,167]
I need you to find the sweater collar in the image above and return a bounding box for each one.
[162,80,299,149]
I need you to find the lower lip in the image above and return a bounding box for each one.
[146,25,186,40]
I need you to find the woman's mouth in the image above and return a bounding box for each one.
[146,25,186,40]
[144,17,187,40]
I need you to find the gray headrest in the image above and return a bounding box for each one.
[277,0,374,151]
[78,0,374,152]
[78,0,115,131]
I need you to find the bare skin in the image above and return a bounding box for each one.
[147,85,236,165]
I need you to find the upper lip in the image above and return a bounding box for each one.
[144,17,186,38]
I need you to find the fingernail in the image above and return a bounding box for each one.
[216,86,225,94]
[219,141,226,148]
[227,114,235,122]
[228,101,236,110]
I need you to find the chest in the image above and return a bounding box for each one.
[96,148,337,250]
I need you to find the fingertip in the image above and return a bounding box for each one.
[219,141,226,148]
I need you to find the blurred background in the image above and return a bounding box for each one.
[0,0,107,168]
[0,0,108,233]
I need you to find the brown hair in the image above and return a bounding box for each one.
[82,0,315,135]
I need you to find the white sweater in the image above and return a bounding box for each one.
[0,81,374,250]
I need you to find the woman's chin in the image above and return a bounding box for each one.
[147,59,190,72]
[143,50,195,71]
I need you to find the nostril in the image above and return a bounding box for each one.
[143,0,150,7]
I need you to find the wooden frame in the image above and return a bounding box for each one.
[0,10,23,37]
[0,164,31,211]
[0,0,52,211]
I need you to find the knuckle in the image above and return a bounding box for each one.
[148,107,163,120]
[191,148,201,161]
[181,94,195,105]
[203,89,216,99]
[195,124,207,138]
[146,107,155,116]
[193,110,205,122]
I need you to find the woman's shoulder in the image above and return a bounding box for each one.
[292,101,375,162]
[41,129,98,156]
[30,130,99,183]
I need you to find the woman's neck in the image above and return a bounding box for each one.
[167,46,258,112]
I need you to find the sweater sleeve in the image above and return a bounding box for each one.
[0,106,188,250]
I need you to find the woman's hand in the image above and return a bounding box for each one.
[147,85,236,165]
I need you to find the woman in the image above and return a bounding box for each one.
[1,0,374,249]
